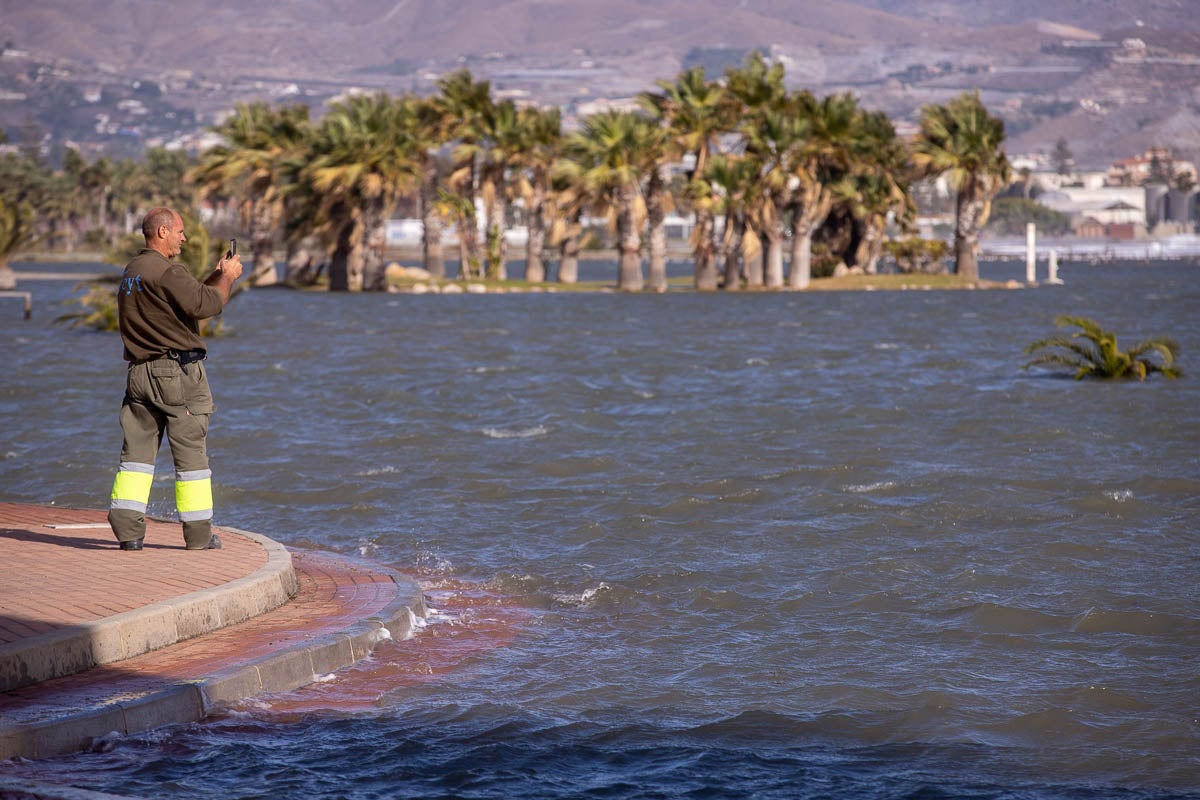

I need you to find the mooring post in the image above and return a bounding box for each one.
[1025,223,1037,284]
[1047,249,1064,285]
[0,291,32,319]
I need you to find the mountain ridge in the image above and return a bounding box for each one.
[1,0,1197,167]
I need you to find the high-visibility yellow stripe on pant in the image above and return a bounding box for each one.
[110,461,154,512]
[176,469,213,522]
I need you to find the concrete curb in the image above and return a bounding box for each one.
[0,778,141,799]
[0,553,426,760]
[0,527,298,694]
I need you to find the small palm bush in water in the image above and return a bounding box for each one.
[1024,316,1181,380]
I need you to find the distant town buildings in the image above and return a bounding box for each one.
[1020,147,1197,240]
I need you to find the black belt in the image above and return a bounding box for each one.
[166,349,207,365]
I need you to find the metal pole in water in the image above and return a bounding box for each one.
[1047,249,1064,285]
[0,291,32,319]
[1025,223,1037,284]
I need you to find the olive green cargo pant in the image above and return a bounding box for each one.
[108,358,217,549]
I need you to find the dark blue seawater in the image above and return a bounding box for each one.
[1,259,1198,799]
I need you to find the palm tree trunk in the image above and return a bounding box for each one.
[646,172,667,292]
[857,218,885,274]
[524,184,547,283]
[485,193,507,280]
[457,199,480,279]
[286,235,324,286]
[329,242,350,292]
[558,211,581,284]
[693,207,718,291]
[954,190,982,281]
[765,233,785,288]
[788,229,813,289]
[749,223,778,289]
[249,200,278,287]
[616,184,643,291]
[329,214,362,292]
[420,167,445,279]
[721,211,744,291]
[787,191,834,289]
[362,208,388,292]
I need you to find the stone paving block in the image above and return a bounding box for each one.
[113,605,180,659]
[171,594,224,640]
[0,629,99,693]
[198,665,264,709]
[254,647,317,694]
[306,635,357,677]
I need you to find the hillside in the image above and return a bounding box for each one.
[1,0,1197,167]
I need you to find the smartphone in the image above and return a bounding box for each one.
[226,238,237,259]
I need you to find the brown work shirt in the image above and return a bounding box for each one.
[117,249,226,362]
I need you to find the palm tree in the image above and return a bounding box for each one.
[0,195,34,289]
[547,164,588,285]
[306,93,420,291]
[640,66,730,290]
[705,153,758,290]
[512,106,562,283]
[438,70,493,280]
[826,109,914,275]
[726,53,789,288]
[560,110,656,291]
[410,96,450,279]
[1024,316,1181,380]
[191,102,312,286]
[912,91,1010,281]
[741,102,798,288]
[637,123,673,292]
[476,99,523,279]
[435,187,477,279]
[78,156,114,245]
[786,92,861,290]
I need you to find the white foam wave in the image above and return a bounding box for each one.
[361,465,402,476]
[482,425,550,439]
[313,673,337,683]
[401,607,428,640]
[1104,489,1134,503]
[873,342,900,350]
[555,582,611,607]
[844,481,899,493]
[746,357,769,366]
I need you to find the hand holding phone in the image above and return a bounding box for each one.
[225,238,237,260]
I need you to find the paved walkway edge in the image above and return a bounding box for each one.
[0,777,139,799]
[0,547,426,760]
[0,528,298,694]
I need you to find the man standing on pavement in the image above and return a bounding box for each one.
[108,207,243,551]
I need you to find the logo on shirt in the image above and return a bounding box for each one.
[121,274,144,295]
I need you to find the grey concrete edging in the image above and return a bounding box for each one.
[0,554,426,760]
[0,777,142,800]
[0,527,297,694]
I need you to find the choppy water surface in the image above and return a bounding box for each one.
[2,260,1198,799]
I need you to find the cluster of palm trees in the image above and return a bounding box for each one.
[191,54,1011,291]
[4,54,1012,295]
[0,138,195,285]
